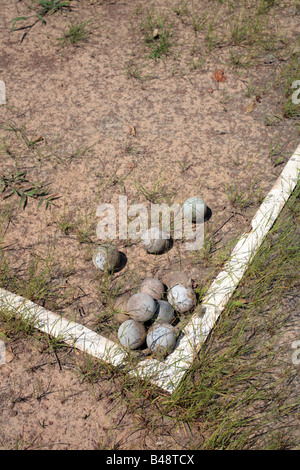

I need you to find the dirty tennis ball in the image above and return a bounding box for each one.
[182,197,208,223]
[140,278,165,300]
[141,228,170,254]
[92,244,120,272]
[154,300,175,324]
[114,293,130,313]
[127,292,157,322]
[164,270,192,289]
[114,294,131,322]
[167,284,196,314]
[118,319,146,350]
[114,313,131,323]
[146,322,177,355]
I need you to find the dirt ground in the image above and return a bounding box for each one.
[0,337,194,450]
[0,0,299,450]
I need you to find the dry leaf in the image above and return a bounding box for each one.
[129,125,136,137]
[152,28,159,39]
[213,69,227,83]
[245,101,256,113]
[127,162,137,170]
[31,135,43,144]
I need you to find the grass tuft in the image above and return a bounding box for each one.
[57,20,92,46]
[140,8,173,60]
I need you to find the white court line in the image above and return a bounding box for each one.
[0,143,299,393]
[0,289,127,366]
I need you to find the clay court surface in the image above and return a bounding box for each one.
[0,0,299,449]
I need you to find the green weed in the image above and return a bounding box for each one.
[0,170,59,209]
[10,0,72,31]
[140,9,173,60]
[57,20,92,46]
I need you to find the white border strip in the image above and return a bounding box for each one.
[0,289,127,367]
[0,144,299,393]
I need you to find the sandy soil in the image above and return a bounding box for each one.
[0,336,195,450]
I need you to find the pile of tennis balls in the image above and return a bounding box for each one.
[92,197,207,357]
[117,274,196,356]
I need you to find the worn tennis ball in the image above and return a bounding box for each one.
[182,197,208,223]
[146,322,177,355]
[167,284,196,314]
[154,300,175,324]
[114,294,131,323]
[118,320,146,350]
[92,244,120,272]
[140,278,165,300]
[164,271,192,289]
[114,313,131,323]
[127,292,157,322]
[114,293,130,313]
[141,228,170,254]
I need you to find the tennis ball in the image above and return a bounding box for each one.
[127,292,157,322]
[164,271,192,289]
[141,228,170,254]
[182,197,208,223]
[118,319,146,350]
[140,278,165,300]
[146,322,176,355]
[92,244,120,272]
[154,300,175,324]
[167,284,196,314]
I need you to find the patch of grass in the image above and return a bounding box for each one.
[125,62,143,80]
[17,255,55,304]
[256,0,276,15]
[140,8,173,60]
[188,227,218,267]
[173,0,208,34]
[0,121,56,164]
[34,0,71,17]
[0,305,38,342]
[75,352,111,384]
[229,50,252,68]
[56,207,76,235]
[124,60,154,81]
[0,247,74,308]
[55,206,96,244]
[225,183,252,209]
[1,121,40,150]
[158,182,300,449]
[55,142,95,163]
[229,11,267,46]
[172,0,190,19]
[204,18,220,52]
[0,200,76,313]
[0,170,59,209]
[268,139,289,167]
[73,212,96,244]
[176,156,192,174]
[10,0,72,42]
[134,172,175,205]
[190,55,207,69]
[57,20,92,46]
[94,273,123,334]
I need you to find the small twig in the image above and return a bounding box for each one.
[53,350,62,371]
